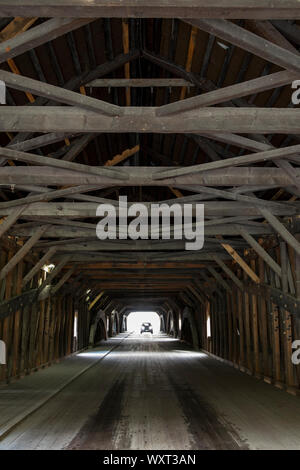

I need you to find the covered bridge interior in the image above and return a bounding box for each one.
[0,1,300,450]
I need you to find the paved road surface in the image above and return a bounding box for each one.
[1,333,300,450]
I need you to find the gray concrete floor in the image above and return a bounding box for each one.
[0,333,300,450]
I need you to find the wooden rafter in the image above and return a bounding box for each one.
[22,246,57,286]
[86,78,194,87]
[0,166,299,187]
[1,1,300,19]
[220,243,260,283]
[0,201,297,218]
[0,69,122,116]
[185,18,300,73]
[0,225,48,281]
[0,17,94,64]
[156,69,297,116]
[1,107,300,134]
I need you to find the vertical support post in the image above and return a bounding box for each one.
[283,309,295,391]
[180,26,197,100]
[10,259,23,378]
[43,298,51,364]
[65,295,73,355]
[294,233,300,388]
[250,258,261,378]
[122,19,130,107]
[236,273,245,370]
[295,234,300,300]
[258,256,271,382]
[272,303,282,387]
[226,291,233,362]
[48,297,56,363]
[231,288,238,367]
[280,242,289,293]
[37,299,45,367]
[28,301,38,371]
[20,304,30,374]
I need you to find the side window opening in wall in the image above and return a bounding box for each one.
[74,310,78,339]
[73,310,78,351]
[0,340,6,364]
[207,315,211,338]
[206,302,211,338]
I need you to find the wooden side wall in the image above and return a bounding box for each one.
[197,238,300,393]
[0,239,90,384]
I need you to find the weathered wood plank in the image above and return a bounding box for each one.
[87,78,194,87]
[0,69,122,116]
[153,144,300,180]
[221,243,260,283]
[0,1,300,19]
[1,166,298,188]
[201,130,300,190]
[11,224,273,239]
[0,18,94,64]
[157,70,297,116]
[0,17,37,42]
[0,288,39,321]
[259,208,300,257]
[258,257,271,380]
[243,270,252,372]
[1,107,300,134]
[11,260,23,378]
[0,185,109,209]
[246,19,299,53]
[271,303,282,385]
[0,205,27,237]
[4,49,140,155]
[213,255,243,290]
[0,201,297,218]
[239,227,282,277]
[104,145,140,166]
[62,134,96,162]
[250,259,261,378]
[0,148,128,181]
[272,20,300,46]
[40,256,71,289]
[8,133,76,152]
